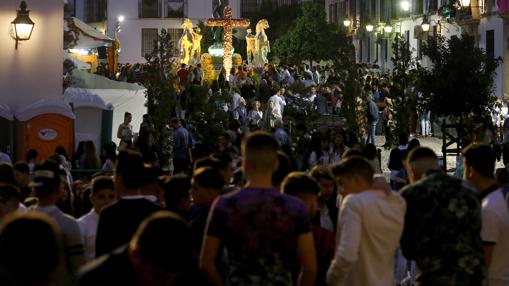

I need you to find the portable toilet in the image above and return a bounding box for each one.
[0,104,14,157]
[64,88,113,154]
[14,99,75,161]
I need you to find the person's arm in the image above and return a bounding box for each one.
[400,189,418,260]
[95,211,112,258]
[200,198,225,286]
[327,196,361,285]
[200,235,223,286]
[68,221,85,274]
[117,124,123,140]
[296,232,317,286]
[484,244,495,267]
[481,206,499,268]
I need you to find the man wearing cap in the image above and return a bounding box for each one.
[29,159,85,277]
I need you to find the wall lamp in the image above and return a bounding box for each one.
[11,1,35,50]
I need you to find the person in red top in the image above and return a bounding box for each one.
[177,64,189,86]
[282,172,335,286]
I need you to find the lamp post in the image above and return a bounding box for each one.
[421,15,430,32]
[366,24,374,32]
[11,1,35,50]
[384,25,393,33]
[343,19,351,28]
[401,0,411,12]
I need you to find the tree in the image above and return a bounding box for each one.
[144,29,177,168]
[250,2,300,59]
[273,2,331,64]
[389,34,416,146]
[415,35,501,126]
[198,20,215,56]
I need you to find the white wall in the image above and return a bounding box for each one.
[0,0,63,111]
[478,16,505,98]
[101,0,239,63]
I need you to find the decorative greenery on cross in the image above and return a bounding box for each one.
[207,6,250,81]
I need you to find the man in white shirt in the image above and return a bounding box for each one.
[279,66,295,86]
[304,86,318,102]
[327,156,406,286]
[312,67,321,85]
[78,176,116,262]
[30,160,85,277]
[269,87,286,116]
[482,186,509,286]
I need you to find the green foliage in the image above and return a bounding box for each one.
[390,34,416,145]
[329,28,365,136]
[198,20,215,56]
[186,85,228,157]
[273,2,331,63]
[250,2,300,58]
[144,29,176,168]
[415,35,501,123]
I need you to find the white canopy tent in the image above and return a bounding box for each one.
[65,70,147,147]
[65,17,113,49]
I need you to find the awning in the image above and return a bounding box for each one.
[66,17,113,49]
[64,51,91,70]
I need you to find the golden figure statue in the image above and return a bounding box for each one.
[178,19,194,65]
[245,29,257,66]
[191,27,203,64]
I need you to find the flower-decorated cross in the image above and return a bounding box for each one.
[207,6,250,81]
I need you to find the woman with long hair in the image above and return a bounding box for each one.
[81,141,100,170]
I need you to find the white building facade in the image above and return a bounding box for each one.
[327,0,509,99]
[75,0,241,63]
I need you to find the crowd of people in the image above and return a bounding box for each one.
[1,60,508,286]
[0,130,508,286]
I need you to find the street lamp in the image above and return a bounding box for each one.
[366,24,374,32]
[343,19,351,27]
[421,16,430,32]
[117,15,124,22]
[384,25,393,33]
[401,0,411,12]
[11,1,35,49]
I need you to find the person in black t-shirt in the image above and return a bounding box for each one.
[95,150,160,257]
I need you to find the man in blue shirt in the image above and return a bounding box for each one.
[171,118,190,174]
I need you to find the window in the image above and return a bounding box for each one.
[414,0,423,14]
[367,37,371,62]
[166,0,185,18]
[486,30,494,58]
[142,28,159,57]
[241,0,259,18]
[417,39,422,60]
[405,30,410,51]
[359,39,363,62]
[167,28,183,55]
[384,39,388,62]
[427,0,438,12]
[139,0,161,18]
[85,0,107,22]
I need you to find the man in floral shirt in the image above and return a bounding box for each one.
[400,147,485,285]
[200,132,317,286]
